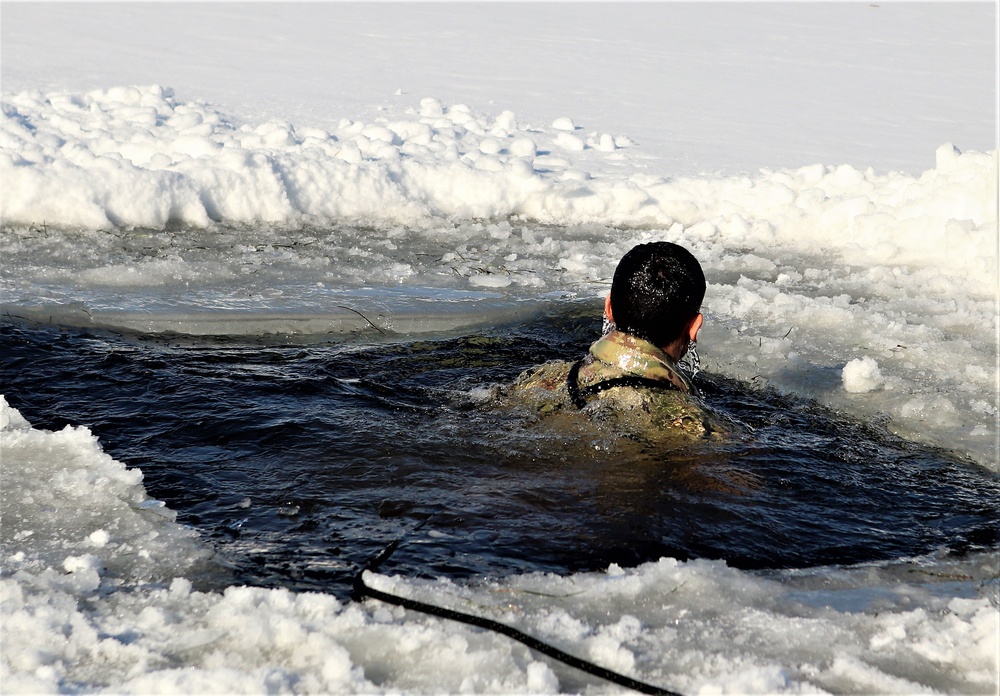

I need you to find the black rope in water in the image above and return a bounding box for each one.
[351,535,684,696]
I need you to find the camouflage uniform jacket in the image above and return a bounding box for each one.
[502,331,726,445]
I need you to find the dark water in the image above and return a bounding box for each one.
[2,305,998,599]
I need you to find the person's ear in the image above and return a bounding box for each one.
[688,313,703,342]
[604,293,614,323]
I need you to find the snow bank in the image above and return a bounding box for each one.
[2,86,994,294]
[10,556,998,694]
[1,86,643,230]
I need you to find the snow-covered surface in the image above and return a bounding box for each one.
[3,2,994,177]
[2,3,998,694]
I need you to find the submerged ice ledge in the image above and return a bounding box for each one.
[1,295,554,339]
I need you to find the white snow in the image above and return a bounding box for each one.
[0,394,214,585]
[842,356,886,394]
[2,3,992,177]
[1,3,998,694]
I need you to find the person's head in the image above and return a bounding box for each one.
[605,242,705,358]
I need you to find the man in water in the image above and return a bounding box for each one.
[499,241,727,448]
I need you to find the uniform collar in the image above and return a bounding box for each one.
[589,330,693,393]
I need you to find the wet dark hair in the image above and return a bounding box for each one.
[609,242,706,347]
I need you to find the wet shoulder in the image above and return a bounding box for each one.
[588,386,726,443]
[511,361,573,393]
[501,360,729,444]
[503,360,575,415]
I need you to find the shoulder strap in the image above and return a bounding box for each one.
[566,359,678,410]
[566,360,589,409]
